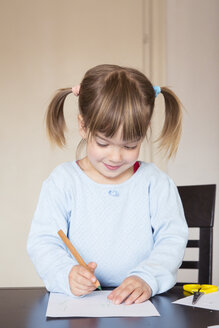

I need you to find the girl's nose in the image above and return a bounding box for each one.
[108,147,122,163]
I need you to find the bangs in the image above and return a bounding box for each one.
[87,72,151,141]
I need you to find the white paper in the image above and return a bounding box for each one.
[208,326,219,328]
[46,290,160,317]
[173,291,219,311]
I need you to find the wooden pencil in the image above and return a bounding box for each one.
[58,229,102,290]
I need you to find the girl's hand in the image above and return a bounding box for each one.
[69,262,98,296]
[107,275,152,305]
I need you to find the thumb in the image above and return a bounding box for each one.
[87,262,97,273]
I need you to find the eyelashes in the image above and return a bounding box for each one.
[96,141,138,150]
[124,146,138,150]
[96,142,108,147]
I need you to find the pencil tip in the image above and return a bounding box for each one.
[97,286,102,290]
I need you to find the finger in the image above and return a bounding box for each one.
[113,285,134,305]
[87,262,97,273]
[134,291,149,304]
[69,266,95,288]
[107,285,125,301]
[75,273,96,288]
[78,266,97,284]
[71,285,96,296]
[107,292,113,300]
[107,279,131,301]
[107,286,120,300]
[125,288,143,305]
[70,275,97,292]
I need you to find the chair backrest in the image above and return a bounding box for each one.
[177,184,216,285]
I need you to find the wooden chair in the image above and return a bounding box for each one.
[177,184,216,285]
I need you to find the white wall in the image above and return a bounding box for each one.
[166,0,219,285]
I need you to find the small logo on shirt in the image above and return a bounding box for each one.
[108,190,119,197]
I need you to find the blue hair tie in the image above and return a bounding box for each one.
[153,86,161,97]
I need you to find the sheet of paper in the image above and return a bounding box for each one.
[46,290,160,317]
[173,291,219,311]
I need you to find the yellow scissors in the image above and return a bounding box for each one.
[183,284,218,304]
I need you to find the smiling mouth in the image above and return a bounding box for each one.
[103,163,122,170]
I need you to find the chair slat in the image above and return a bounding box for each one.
[176,282,198,286]
[187,240,199,247]
[180,261,199,269]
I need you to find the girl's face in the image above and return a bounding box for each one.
[78,116,142,183]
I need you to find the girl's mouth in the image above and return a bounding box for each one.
[103,163,122,170]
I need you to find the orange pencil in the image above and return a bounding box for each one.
[58,229,102,290]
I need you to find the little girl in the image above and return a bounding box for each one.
[27,64,188,305]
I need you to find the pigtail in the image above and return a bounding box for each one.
[158,87,182,158]
[46,88,72,147]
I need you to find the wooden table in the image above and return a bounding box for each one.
[0,286,218,328]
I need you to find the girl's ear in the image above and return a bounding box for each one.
[77,115,87,139]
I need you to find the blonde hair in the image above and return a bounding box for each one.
[46,64,182,158]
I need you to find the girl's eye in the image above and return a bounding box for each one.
[96,141,108,147]
[124,145,138,150]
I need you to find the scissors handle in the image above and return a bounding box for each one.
[183,284,218,295]
[199,284,218,294]
[183,284,201,293]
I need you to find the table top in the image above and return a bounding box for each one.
[0,286,218,328]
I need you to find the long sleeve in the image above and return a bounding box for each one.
[27,176,77,296]
[27,161,188,297]
[127,173,188,296]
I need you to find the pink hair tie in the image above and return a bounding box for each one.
[72,85,80,96]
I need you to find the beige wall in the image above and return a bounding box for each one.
[0,0,218,288]
[0,0,150,287]
[166,0,219,285]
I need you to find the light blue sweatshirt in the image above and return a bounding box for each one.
[27,161,188,296]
